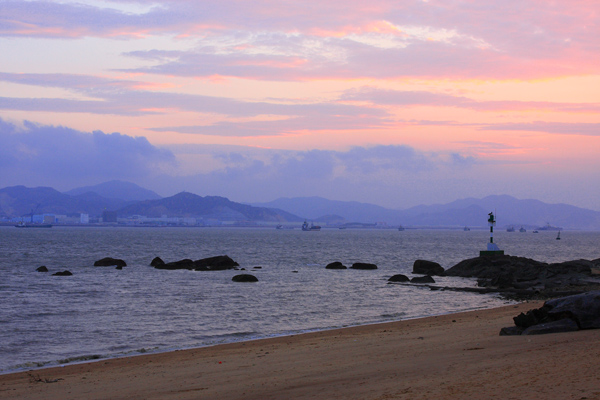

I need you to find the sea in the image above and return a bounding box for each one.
[1,226,598,374]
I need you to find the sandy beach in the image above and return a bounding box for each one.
[1,301,598,400]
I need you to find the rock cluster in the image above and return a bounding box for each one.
[151,255,239,271]
[94,257,127,267]
[500,291,600,335]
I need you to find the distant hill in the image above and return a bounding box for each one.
[65,180,161,202]
[0,185,127,218]
[254,195,600,230]
[116,192,304,222]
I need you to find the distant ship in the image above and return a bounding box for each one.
[463,226,470,231]
[519,226,526,233]
[506,226,515,232]
[398,225,405,231]
[15,222,52,228]
[537,223,562,231]
[302,221,321,231]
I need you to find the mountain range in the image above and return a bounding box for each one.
[1,181,599,229]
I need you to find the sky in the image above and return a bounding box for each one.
[1,0,599,211]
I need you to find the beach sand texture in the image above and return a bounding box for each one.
[1,301,599,400]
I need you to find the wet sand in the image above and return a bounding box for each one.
[1,301,599,400]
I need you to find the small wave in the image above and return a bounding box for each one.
[57,354,103,364]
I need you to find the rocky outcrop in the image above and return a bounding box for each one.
[36,266,48,272]
[154,255,239,271]
[445,255,599,296]
[500,291,600,335]
[326,261,347,270]
[350,262,378,270]
[232,274,258,282]
[388,274,410,282]
[412,260,444,276]
[94,257,127,267]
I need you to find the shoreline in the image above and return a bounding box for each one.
[3,301,599,400]
[0,303,512,376]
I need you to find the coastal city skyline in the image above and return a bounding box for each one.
[1,0,599,211]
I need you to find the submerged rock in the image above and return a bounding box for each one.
[388,274,410,282]
[154,255,239,271]
[411,275,435,284]
[350,262,378,270]
[53,270,73,276]
[94,257,127,267]
[232,274,258,282]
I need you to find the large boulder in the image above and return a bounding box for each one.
[350,262,378,270]
[94,257,127,267]
[326,261,347,270]
[501,291,600,335]
[412,260,444,276]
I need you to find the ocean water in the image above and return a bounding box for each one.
[1,226,598,373]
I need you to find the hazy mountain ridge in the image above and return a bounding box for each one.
[65,180,162,202]
[117,192,303,222]
[0,185,128,218]
[2,183,599,229]
[254,195,600,230]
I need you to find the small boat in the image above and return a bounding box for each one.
[506,226,515,232]
[533,230,539,233]
[556,231,561,240]
[398,225,405,231]
[302,221,321,231]
[463,226,470,231]
[519,226,526,233]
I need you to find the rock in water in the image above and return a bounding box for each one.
[53,270,73,276]
[94,257,127,267]
[36,266,48,272]
[412,260,444,276]
[326,261,347,269]
[350,263,378,270]
[232,274,258,282]
[150,257,164,267]
[388,274,410,282]
[411,276,435,284]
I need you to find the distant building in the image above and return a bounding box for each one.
[80,213,89,224]
[102,210,118,223]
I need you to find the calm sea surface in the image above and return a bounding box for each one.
[1,226,598,373]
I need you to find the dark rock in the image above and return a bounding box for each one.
[411,275,435,284]
[53,270,73,276]
[545,291,600,329]
[522,318,580,335]
[194,255,239,271]
[350,262,378,270]
[156,259,195,270]
[326,261,347,270]
[94,257,127,267]
[116,266,123,270]
[232,274,258,282]
[412,260,444,276]
[36,266,48,272]
[388,274,410,282]
[499,326,525,336]
[513,306,551,328]
[150,257,164,267]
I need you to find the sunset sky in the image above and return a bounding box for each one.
[1,0,599,210]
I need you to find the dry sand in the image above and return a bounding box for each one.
[1,301,599,400]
